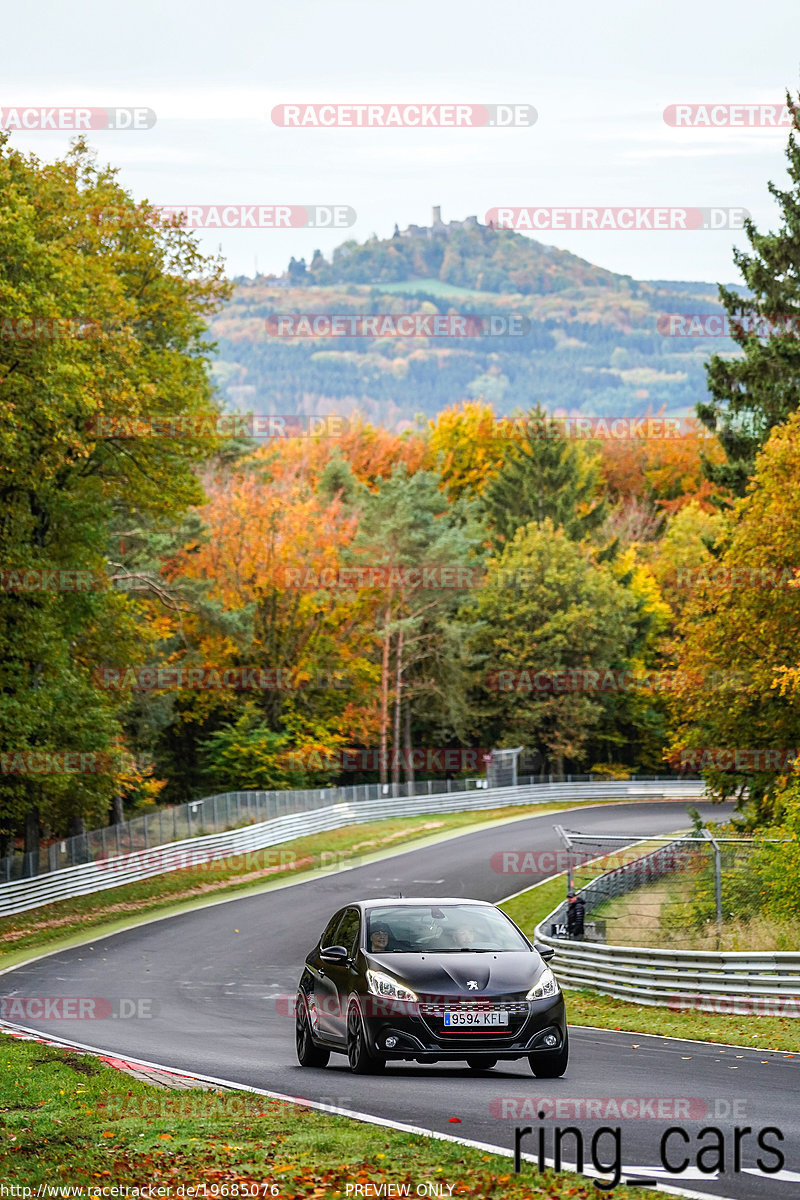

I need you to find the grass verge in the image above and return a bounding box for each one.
[1,801,621,968]
[500,859,800,1052]
[0,1035,665,1199]
[591,872,799,952]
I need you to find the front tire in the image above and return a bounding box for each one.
[346,1003,385,1074]
[529,1029,569,1078]
[296,995,330,1068]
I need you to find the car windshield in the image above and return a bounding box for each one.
[366,905,529,953]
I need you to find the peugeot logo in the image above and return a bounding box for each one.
[467,980,480,990]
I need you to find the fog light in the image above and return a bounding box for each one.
[543,1034,558,1047]
[384,1035,398,1048]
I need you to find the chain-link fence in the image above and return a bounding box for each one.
[546,828,793,952]
[1,779,482,883]
[0,772,698,883]
[486,747,522,789]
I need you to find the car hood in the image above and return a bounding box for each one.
[367,951,542,997]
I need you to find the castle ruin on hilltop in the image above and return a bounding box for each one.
[397,207,492,238]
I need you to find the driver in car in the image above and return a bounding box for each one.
[369,923,393,952]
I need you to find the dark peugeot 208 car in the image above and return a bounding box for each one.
[295,898,567,1075]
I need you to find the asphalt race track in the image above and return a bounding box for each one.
[5,800,799,1199]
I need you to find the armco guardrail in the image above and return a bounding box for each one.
[0,778,704,918]
[535,839,800,1010]
[1,771,695,882]
[6,776,494,881]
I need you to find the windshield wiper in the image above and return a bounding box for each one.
[417,947,504,953]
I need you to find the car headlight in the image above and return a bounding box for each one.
[526,967,559,1000]
[366,969,418,1002]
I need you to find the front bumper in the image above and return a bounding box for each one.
[361,994,566,1060]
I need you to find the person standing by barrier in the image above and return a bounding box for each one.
[566,888,586,939]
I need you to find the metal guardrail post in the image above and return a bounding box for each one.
[702,828,724,946]
[553,824,572,892]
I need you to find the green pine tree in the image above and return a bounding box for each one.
[698,91,800,496]
[484,405,607,543]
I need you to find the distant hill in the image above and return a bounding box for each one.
[304,211,623,294]
[208,210,743,428]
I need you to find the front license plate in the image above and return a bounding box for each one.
[443,1010,508,1027]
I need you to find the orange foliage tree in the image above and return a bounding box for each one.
[155,442,384,789]
[667,412,800,821]
[598,416,728,514]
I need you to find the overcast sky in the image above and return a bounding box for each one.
[4,0,799,285]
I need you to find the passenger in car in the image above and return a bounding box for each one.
[452,924,478,947]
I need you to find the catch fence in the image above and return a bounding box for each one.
[0,778,704,917]
[536,827,800,1010]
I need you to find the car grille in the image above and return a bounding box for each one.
[418,999,530,1040]
[419,1000,528,1016]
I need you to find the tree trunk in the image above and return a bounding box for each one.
[23,806,40,878]
[392,626,404,790]
[109,793,125,825]
[404,698,415,785]
[379,601,392,787]
[66,814,85,838]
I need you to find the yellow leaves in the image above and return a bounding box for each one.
[617,547,671,637]
[426,400,508,499]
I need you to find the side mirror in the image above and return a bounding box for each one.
[320,944,349,963]
[533,941,555,961]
